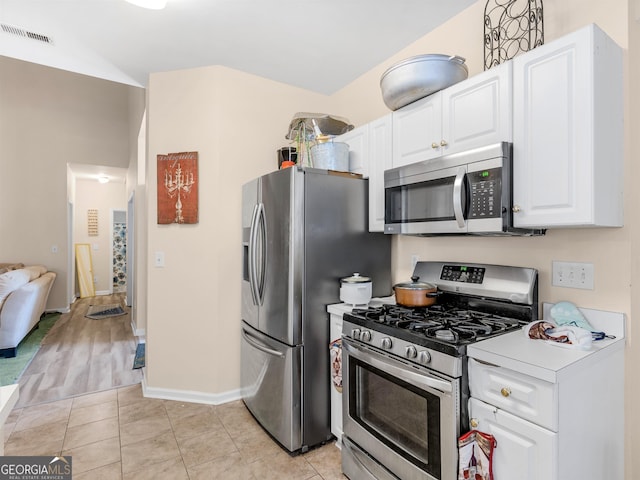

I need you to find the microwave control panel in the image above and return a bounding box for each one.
[468,167,502,218]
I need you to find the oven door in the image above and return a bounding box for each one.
[342,338,459,480]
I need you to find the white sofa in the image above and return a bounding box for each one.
[0,264,56,358]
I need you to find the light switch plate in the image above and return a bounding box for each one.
[154,251,165,268]
[552,261,594,290]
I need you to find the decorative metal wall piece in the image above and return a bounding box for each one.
[484,0,544,70]
[157,151,199,224]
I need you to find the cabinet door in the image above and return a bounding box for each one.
[512,24,623,228]
[469,398,557,480]
[392,93,441,167]
[368,114,392,232]
[442,61,512,155]
[339,124,369,177]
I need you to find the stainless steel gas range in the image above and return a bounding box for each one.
[340,261,538,480]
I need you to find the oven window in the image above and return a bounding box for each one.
[349,357,442,477]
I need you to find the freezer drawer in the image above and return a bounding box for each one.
[240,322,302,451]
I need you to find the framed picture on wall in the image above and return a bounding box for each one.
[157,151,199,224]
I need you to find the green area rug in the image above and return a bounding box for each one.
[0,313,60,386]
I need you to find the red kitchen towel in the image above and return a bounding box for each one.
[458,430,496,480]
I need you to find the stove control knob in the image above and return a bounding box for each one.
[405,346,417,359]
[361,330,372,342]
[381,337,392,349]
[351,328,361,339]
[418,351,432,364]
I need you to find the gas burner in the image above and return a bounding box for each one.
[345,302,528,349]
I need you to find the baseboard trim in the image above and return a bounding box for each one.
[141,377,242,405]
[130,322,145,338]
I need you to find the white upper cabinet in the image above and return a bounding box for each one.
[442,61,512,154]
[337,114,392,232]
[391,93,442,167]
[368,114,393,232]
[339,124,369,178]
[391,62,512,168]
[512,24,623,228]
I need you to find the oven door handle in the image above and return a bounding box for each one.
[344,341,452,393]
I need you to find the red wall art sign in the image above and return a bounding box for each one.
[157,151,199,224]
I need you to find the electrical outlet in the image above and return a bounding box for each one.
[411,255,419,269]
[552,261,594,290]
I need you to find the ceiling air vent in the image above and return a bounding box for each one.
[1,23,54,45]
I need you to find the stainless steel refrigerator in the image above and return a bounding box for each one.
[241,166,391,453]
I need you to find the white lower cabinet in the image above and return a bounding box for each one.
[468,359,558,480]
[469,397,557,480]
[467,307,624,480]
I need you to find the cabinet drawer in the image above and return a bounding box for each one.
[468,358,557,430]
[468,397,557,480]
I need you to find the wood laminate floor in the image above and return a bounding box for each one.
[16,293,142,408]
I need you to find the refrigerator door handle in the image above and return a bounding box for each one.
[255,202,266,304]
[242,328,285,358]
[248,204,260,305]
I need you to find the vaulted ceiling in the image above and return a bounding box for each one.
[0,0,476,94]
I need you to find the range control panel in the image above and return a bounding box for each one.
[440,265,486,284]
[468,167,502,219]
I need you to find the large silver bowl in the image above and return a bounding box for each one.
[380,54,469,111]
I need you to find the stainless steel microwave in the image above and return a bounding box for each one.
[384,142,545,236]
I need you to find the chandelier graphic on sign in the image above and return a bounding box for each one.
[157,152,199,224]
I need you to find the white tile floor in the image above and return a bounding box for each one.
[4,383,345,480]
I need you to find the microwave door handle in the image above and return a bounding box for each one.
[453,167,466,229]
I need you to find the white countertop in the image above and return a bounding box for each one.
[327,296,395,316]
[468,304,626,383]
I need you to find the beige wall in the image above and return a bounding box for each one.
[73,178,127,294]
[0,56,145,310]
[145,66,331,393]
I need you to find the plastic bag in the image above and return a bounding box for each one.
[458,430,496,480]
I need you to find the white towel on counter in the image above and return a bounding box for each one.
[523,320,593,350]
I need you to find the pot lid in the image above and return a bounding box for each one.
[394,276,437,290]
[341,273,371,283]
